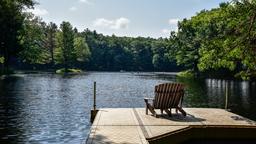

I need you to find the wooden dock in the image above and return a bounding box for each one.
[86,108,256,144]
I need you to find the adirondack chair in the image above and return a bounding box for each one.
[144,83,186,117]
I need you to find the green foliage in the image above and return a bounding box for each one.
[151,38,177,71]
[45,22,58,67]
[0,0,35,71]
[60,21,75,71]
[16,25,182,72]
[0,57,4,64]
[174,18,200,72]
[56,68,82,74]
[130,37,153,71]
[19,15,50,64]
[172,0,256,80]
[0,0,181,72]
[74,37,91,62]
[54,32,64,64]
[177,70,195,79]
[81,29,179,71]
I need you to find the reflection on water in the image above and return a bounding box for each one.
[0,74,91,144]
[178,77,256,120]
[0,72,255,143]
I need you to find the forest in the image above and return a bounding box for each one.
[0,0,256,80]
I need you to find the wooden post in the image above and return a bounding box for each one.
[225,81,229,110]
[91,81,98,123]
[93,81,96,111]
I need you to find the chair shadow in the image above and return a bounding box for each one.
[230,115,256,125]
[155,113,206,122]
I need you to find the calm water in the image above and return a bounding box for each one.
[0,72,256,143]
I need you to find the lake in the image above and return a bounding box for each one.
[0,72,255,143]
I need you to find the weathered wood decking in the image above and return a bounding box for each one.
[87,108,256,144]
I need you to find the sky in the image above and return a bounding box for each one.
[29,0,230,38]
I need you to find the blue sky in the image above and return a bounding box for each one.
[30,0,229,38]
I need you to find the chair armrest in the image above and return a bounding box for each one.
[144,97,154,100]
[144,97,154,103]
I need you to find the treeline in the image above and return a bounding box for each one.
[0,0,181,73]
[82,30,179,71]
[19,17,91,72]
[18,19,181,71]
[171,0,256,80]
[1,0,256,80]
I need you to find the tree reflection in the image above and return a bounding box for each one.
[0,75,25,144]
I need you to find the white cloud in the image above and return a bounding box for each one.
[79,0,93,5]
[168,18,179,25]
[93,17,130,30]
[162,18,179,35]
[161,29,170,34]
[69,6,77,11]
[26,8,49,16]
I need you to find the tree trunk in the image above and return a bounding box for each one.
[50,44,55,68]
[63,55,68,73]
[3,45,9,73]
[49,32,55,69]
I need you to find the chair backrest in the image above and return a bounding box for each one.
[153,83,184,109]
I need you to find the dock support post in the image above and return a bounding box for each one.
[225,81,229,110]
[93,81,96,111]
[91,81,98,123]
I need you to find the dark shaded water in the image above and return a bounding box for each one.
[0,72,255,143]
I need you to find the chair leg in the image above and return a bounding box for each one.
[145,104,156,117]
[160,109,163,114]
[144,99,149,115]
[176,107,186,116]
[148,104,156,117]
[164,109,172,117]
[144,99,158,117]
[146,104,148,115]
